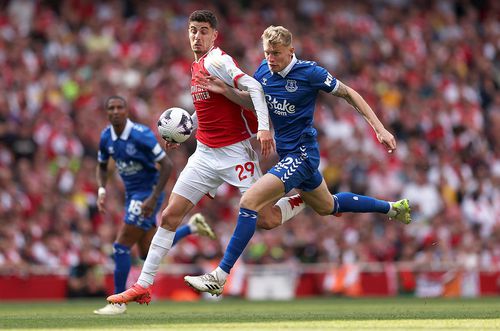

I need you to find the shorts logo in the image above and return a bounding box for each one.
[281,158,302,181]
[274,145,308,183]
[285,79,298,92]
[299,146,307,159]
[274,147,308,183]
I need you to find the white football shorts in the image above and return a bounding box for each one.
[172,139,263,205]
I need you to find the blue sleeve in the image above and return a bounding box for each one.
[308,65,338,93]
[140,128,166,161]
[97,133,108,163]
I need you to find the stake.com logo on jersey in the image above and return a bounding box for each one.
[265,95,296,116]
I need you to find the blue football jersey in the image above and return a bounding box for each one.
[254,56,338,152]
[98,119,166,193]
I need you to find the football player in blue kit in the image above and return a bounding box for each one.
[93,96,215,314]
[184,26,411,296]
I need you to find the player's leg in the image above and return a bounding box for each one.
[300,178,411,223]
[137,216,215,260]
[184,141,306,295]
[93,223,143,315]
[108,147,222,304]
[107,194,194,304]
[333,192,411,223]
[298,179,336,216]
[257,194,306,230]
[98,190,166,311]
[185,173,285,296]
[137,215,215,261]
[114,225,145,292]
[138,226,157,260]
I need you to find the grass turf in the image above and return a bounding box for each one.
[0,297,499,330]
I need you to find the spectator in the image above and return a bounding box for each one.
[0,0,498,288]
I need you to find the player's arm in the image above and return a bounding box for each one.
[234,75,269,128]
[142,154,172,217]
[236,78,275,157]
[96,161,108,213]
[195,72,253,109]
[332,80,396,153]
[204,52,275,157]
[141,133,171,217]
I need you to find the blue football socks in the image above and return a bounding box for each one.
[219,208,257,274]
[172,224,192,246]
[333,192,390,214]
[113,242,131,294]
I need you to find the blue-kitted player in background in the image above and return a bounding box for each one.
[184,26,411,296]
[94,96,215,314]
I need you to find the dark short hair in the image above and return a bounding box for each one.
[105,95,127,108]
[189,10,217,29]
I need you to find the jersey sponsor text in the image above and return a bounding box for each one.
[266,95,296,115]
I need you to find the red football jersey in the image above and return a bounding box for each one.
[191,47,258,148]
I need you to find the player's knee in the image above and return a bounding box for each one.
[239,193,258,211]
[240,188,270,211]
[159,206,183,231]
[314,204,334,216]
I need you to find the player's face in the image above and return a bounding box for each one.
[263,42,294,73]
[189,21,218,59]
[106,98,128,128]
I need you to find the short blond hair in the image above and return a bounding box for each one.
[261,26,292,47]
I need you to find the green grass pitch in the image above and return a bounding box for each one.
[0,297,499,330]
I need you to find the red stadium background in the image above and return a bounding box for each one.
[0,0,498,300]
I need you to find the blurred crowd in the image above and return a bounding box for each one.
[0,0,499,289]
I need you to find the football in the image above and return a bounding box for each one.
[157,107,194,143]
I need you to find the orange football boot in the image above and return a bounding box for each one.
[107,283,152,305]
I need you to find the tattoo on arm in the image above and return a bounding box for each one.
[332,82,361,114]
[332,82,349,98]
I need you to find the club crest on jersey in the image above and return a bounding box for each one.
[126,143,137,156]
[285,79,298,92]
[261,77,267,85]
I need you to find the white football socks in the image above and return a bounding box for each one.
[137,227,175,288]
[188,221,197,233]
[387,202,397,218]
[276,194,306,224]
[211,266,229,283]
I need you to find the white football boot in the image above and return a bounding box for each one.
[93,303,127,315]
[188,213,216,239]
[184,273,225,296]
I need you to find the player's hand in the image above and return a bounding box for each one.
[164,141,180,150]
[194,72,228,95]
[257,130,275,158]
[141,196,156,218]
[376,128,396,154]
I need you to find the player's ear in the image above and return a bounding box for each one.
[289,46,295,56]
[212,29,218,42]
